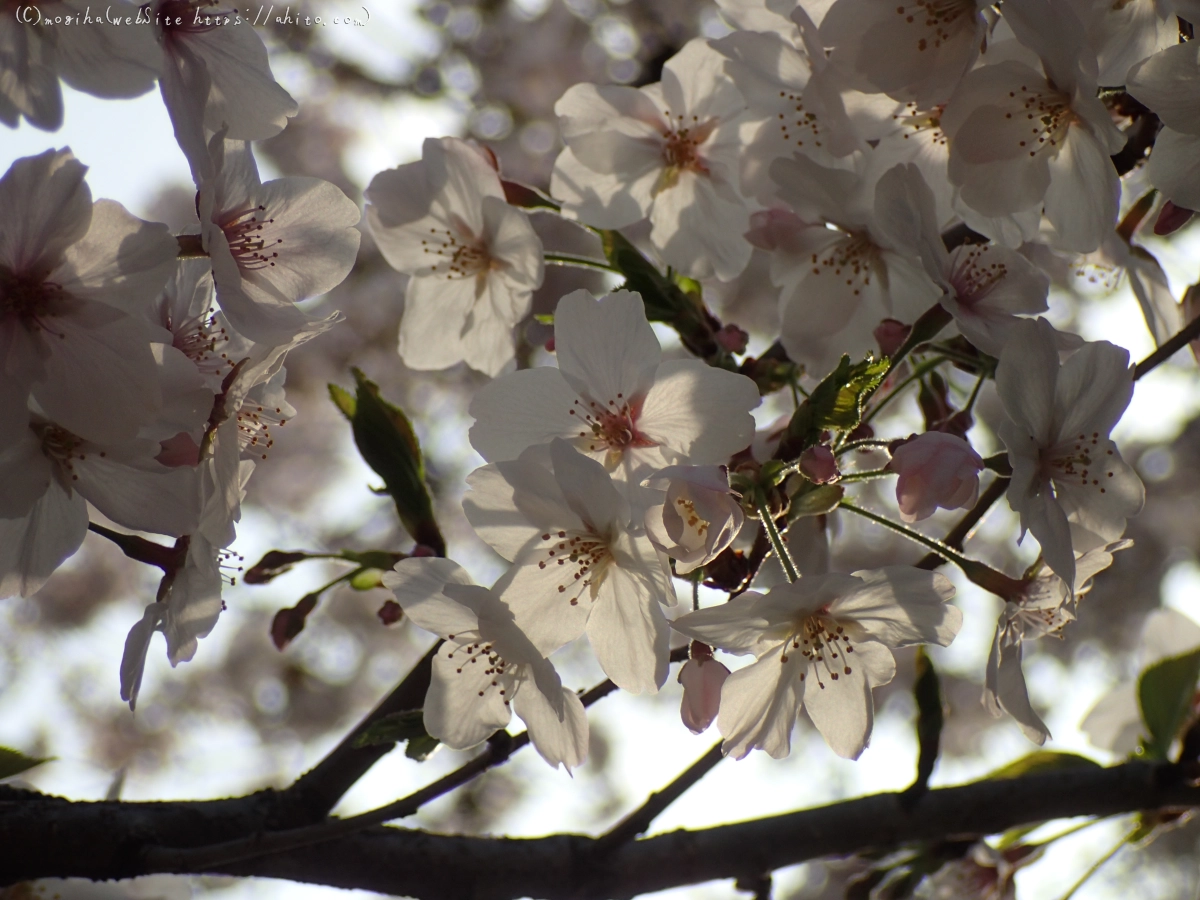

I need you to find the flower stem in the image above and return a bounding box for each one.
[863,356,947,426]
[963,366,990,416]
[757,498,799,583]
[544,252,620,274]
[838,501,1024,598]
[836,438,893,456]
[839,467,892,483]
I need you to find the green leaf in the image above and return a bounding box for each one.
[405,733,441,761]
[1138,647,1200,759]
[788,483,845,518]
[353,710,429,748]
[336,369,445,556]
[987,750,1101,780]
[778,354,888,458]
[328,383,356,420]
[0,746,51,780]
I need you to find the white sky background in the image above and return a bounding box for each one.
[4,4,1200,899]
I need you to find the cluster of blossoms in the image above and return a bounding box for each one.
[1,2,361,709]
[5,0,1192,770]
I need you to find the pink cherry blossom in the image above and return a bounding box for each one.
[678,643,730,735]
[887,432,984,523]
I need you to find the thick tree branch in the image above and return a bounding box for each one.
[5,762,1200,899]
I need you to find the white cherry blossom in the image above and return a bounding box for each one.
[365,137,544,377]
[941,0,1125,252]
[383,558,589,770]
[0,149,178,445]
[995,318,1145,590]
[198,137,359,346]
[643,465,744,574]
[752,158,941,375]
[550,38,752,281]
[820,0,989,104]
[468,289,760,494]
[463,439,675,694]
[986,541,1129,744]
[671,568,960,759]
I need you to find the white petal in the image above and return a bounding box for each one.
[1042,125,1120,253]
[586,561,671,694]
[983,625,1050,744]
[1080,685,1142,755]
[717,648,805,760]
[671,590,782,657]
[554,290,661,405]
[1127,42,1200,136]
[638,360,760,465]
[468,368,584,462]
[995,317,1059,446]
[0,481,87,600]
[514,683,589,771]
[74,445,201,538]
[382,558,482,638]
[1145,127,1200,209]
[647,170,752,282]
[0,149,91,273]
[835,567,961,647]
[120,602,165,711]
[163,536,225,665]
[1052,339,1132,440]
[803,640,891,759]
[424,641,514,749]
[397,275,474,372]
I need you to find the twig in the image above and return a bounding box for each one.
[595,742,725,853]
[1133,312,1200,380]
[915,476,1009,569]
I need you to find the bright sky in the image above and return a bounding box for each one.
[4,8,1200,899]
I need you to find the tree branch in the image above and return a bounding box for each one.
[1134,312,1200,380]
[6,761,1200,899]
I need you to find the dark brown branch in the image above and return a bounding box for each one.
[1134,311,1200,380]
[595,741,724,853]
[6,761,1200,899]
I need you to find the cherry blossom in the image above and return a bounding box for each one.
[0,149,179,445]
[463,439,675,694]
[678,642,730,734]
[383,558,589,770]
[365,137,544,376]
[198,137,359,346]
[151,0,299,179]
[1128,41,1200,210]
[820,0,989,104]
[550,38,752,281]
[468,289,760,493]
[941,0,1125,252]
[750,159,941,374]
[887,432,984,522]
[986,541,1130,744]
[671,568,960,759]
[0,1,158,131]
[643,466,744,574]
[995,318,1145,590]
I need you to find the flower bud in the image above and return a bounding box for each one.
[799,445,839,484]
[678,645,730,734]
[887,432,983,522]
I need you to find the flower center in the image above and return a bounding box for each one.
[1041,431,1118,497]
[168,304,232,377]
[1009,84,1077,158]
[33,421,92,489]
[780,614,855,689]
[568,392,657,463]
[221,205,282,271]
[421,216,497,280]
[675,495,710,539]
[894,0,977,49]
[0,266,66,331]
[444,639,515,706]
[948,244,1008,309]
[534,529,614,607]
[893,102,947,147]
[237,401,287,459]
[811,232,882,298]
[775,89,826,151]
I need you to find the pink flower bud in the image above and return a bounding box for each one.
[887,432,984,522]
[799,445,839,484]
[874,318,911,359]
[1154,200,1193,236]
[678,652,730,734]
[716,323,750,354]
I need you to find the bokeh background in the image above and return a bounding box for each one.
[4,2,1200,898]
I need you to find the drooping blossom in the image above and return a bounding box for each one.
[468,289,760,496]
[995,318,1144,589]
[678,641,730,735]
[0,149,178,445]
[463,439,675,694]
[941,0,1125,252]
[0,1,158,131]
[365,137,544,376]
[382,558,589,770]
[550,38,752,281]
[986,541,1130,744]
[671,568,960,759]
[887,432,984,522]
[151,0,298,180]
[198,137,359,346]
[643,466,744,574]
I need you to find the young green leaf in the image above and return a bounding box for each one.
[0,746,51,780]
[1138,647,1200,760]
